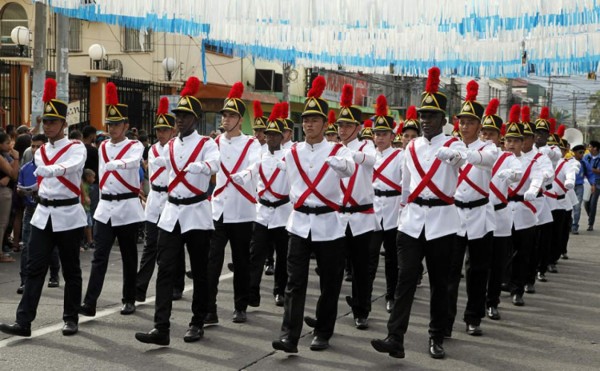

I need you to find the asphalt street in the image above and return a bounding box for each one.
[0,225,599,371]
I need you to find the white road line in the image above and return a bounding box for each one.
[0,272,234,348]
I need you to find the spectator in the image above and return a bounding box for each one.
[0,131,19,262]
[82,126,99,218]
[584,140,600,231]
[572,144,596,234]
[68,129,83,140]
[81,168,96,250]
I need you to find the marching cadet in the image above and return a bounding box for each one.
[0,79,87,337]
[252,100,268,150]
[369,105,410,314]
[325,110,339,143]
[336,85,377,330]
[392,122,403,148]
[372,67,467,360]
[271,76,355,353]
[135,97,184,303]
[135,76,220,346]
[231,103,291,308]
[505,105,545,307]
[447,80,498,337]
[81,83,144,317]
[206,82,262,324]
[359,120,374,142]
[281,102,296,150]
[400,107,421,148]
[480,102,522,321]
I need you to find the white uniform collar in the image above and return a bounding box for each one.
[49,137,70,149]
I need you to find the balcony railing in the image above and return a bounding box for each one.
[0,45,31,58]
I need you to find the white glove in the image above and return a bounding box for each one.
[276,161,286,171]
[496,168,515,182]
[564,178,575,190]
[542,171,554,183]
[435,147,458,162]
[466,150,482,164]
[105,161,125,171]
[524,188,538,201]
[184,162,211,175]
[231,172,246,185]
[352,151,366,164]
[151,156,167,168]
[325,156,347,172]
[539,146,551,156]
[34,165,62,177]
[571,161,581,173]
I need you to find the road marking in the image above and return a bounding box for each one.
[0,272,234,348]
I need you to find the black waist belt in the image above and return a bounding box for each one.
[545,184,552,190]
[508,195,524,202]
[259,197,290,208]
[340,203,374,213]
[412,197,454,207]
[553,194,566,200]
[455,197,489,209]
[38,197,80,207]
[294,205,338,215]
[494,203,507,211]
[168,193,208,206]
[101,192,138,201]
[151,184,168,193]
[374,189,402,197]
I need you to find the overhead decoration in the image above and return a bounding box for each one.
[45,0,600,77]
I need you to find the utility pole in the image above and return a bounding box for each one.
[56,13,69,107]
[31,2,47,132]
[572,90,577,128]
[547,76,553,111]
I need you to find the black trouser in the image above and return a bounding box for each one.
[84,220,139,306]
[154,223,211,331]
[368,229,397,302]
[136,221,185,300]
[510,226,536,295]
[487,236,511,308]
[280,233,345,343]
[534,221,553,277]
[448,233,492,328]
[561,212,573,256]
[248,223,288,303]
[345,226,373,318]
[549,209,569,264]
[16,218,83,327]
[206,217,254,313]
[387,231,453,344]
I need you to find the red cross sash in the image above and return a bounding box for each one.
[372,149,402,193]
[38,141,81,196]
[340,142,373,213]
[489,152,512,205]
[508,152,542,213]
[149,144,166,184]
[212,136,257,203]
[544,159,569,198]
[258,162,287,199]
[457,143,489,197]
[167,137,209,195]
[99,140,139,194]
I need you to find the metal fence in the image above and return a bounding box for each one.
[0,59,23,129]
[45,72,90,128]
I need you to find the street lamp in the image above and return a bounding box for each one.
[162,57,176,81]
[10,26,30,57]
[88,43,106,70]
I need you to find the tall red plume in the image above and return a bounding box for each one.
[327,110,336,124]
[228,81,244,99]
[500,123,507,137]
[465,80,478,102]
[307,76,326,98]
[485,98,500,116]
[557,124,566,138]
[280,101,290,119]
[376,95,388,117]
[340,84,353,107]
[391,121,397,129]
[253,100,263,119]
[43,78,57,103]
[425,66,441,94]
[180,76,200,97]
[268,103,281,122]
[453,120,459,132]
[363,119,373,128]
[521,106,531,123]
[397,122,404,134]
[549,118,556,134]
[106,82,119,105]
[509,104,521,123]
[539,106,550,120]
[405,106,417,121]
[157,97,169,115]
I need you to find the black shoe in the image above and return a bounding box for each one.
[48,279,59,288]
[16,285,24,294]
[486,306,500,320]
[62,321,78,336]
[274,294,284,307]
[355,317,369,330]
[587,225,593,231]
[536,272,547,282]
[304,316,317,328]
[310,336,329,351]
[79,303,96,317]
[227,262,234,272]
[248,297,260,308]
[561,254,569,260]
[232,310,247,323]
[185,270,193,279]
[512,294,525,306]
[385,300,394,313]
[135,328,170,346]
[204,312,219,325]
[172,290,183,301]
[345,295,354,309]
[371,337,405,358]
[135,294,146,303]
[466,323,482,336]
[500,283,511,292]
[183,325,204,343]
[272,338,298,353]
[548,264,558,273]
[0,322,31,337]
[264,264,274,276]
[429,338,445,359]
[121,302,136,315]
[525,283,536,294]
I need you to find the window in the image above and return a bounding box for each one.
[0,3,28,45]
[123,27,153,52]
[69,18,82,52]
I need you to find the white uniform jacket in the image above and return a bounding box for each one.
[373,147,403,232]
[489,151,522,237]
[145,142,168,223]
[509,153,544,230]
[544,157,577,211]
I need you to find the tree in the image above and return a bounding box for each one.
[586,91,600,141]
[552,108,572,125]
